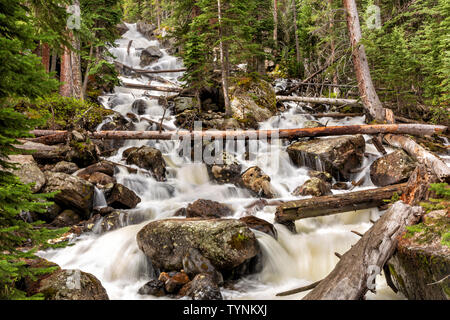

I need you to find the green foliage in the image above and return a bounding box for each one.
[11,94,114,131]
[420,183,450,213]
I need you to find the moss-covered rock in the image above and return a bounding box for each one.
[370,150,417,187]
[387,210,450,300]
[136,218,259,272]
[292,177,332,197]
[229,77,277,123]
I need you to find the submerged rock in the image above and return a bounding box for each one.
[370,150,416,187]
[292,177,332,197]
[131,99,148,115]
[137,218,259,272]
[240,166,277,199]
[138,279,165,297]
[43,172,95,219]
[7,155,46,193]
[31,269,109,300]
[287,135,365,181]
[125,146,167,182]
[387,210,450,300]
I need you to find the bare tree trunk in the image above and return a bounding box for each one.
[60,46,73,97]
[50,49,57,73]
[273,0,278,48]
[217,0,232,116]
[292,0,301,64]
[328,0,340,96]
[156,0,161,29]
[343,0,392,123]
[277,95,359,106]
[82,45,94,99]
[41,43,50,73]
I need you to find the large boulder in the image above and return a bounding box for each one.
[51,161,79,175]
[131,99,148,115]
[125,146,167,182]
[370,150,416,187]
[43,172,95,219]
[229,77,277,123]
[88,172,116,186]
[138,279,165,297]
[106,183,141,210]
[51,210,82,227]
[77,161,115,180]
[292,177,332,197]
[137,22,157,40]
[140,46,163,67]
[178,199,233,219]
[7,155,46,193]
[116,23,129,36]
[239,166,277,199]
[31,269,109,300]
[174,97,194,114]
[387,210,450,300]
[136,218,259,272]
[287,135,366,181]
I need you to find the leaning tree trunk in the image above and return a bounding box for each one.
[292,0,301,65]
[60,46,73,97]
[217,0,232,116]
[273,0,278,48]
[343,0,393,123]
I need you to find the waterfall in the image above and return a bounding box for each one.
[38,23,404,301]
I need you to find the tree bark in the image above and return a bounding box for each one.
[277,95,359,106]
[343,0,392,123]
[275,183,407,224]
[30,124,447,141]
[217,0,232,116]
[292,0,301,65]
[273,0,278,48]
[59,46,73,97]
[121,82,183,93]
[302,201,423,300]
[383,134,450,182]
[41,43,50,73]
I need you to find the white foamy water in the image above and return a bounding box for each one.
[39,23,411,300]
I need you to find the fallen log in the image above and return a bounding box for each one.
[30,124,448,141]
[302,201,423,300]
[115,61,186,74]
[298,113,364,119]
[28,132,68,145]
[122,82,183,93]
[277,96,359,107]
[383,134,450,181]
[275,183,407,223]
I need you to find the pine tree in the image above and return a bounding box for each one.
[0,0,68,299]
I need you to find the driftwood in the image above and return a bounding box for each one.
[277,96,359,107]
[275,183,407,224]
[30,124,448,142]
[383,134,450,181]
[122,82,183,93]
[302,201,423,300]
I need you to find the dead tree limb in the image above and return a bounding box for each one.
[30,124,448,142]
[383,134,450,181]
[121,82,183,93]
[277,96,359,107]
[115,61,186,74]
[276,280,322,297]
[302,201,423,300]
[275,183,407,223]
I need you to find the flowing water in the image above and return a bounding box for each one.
[38,23,406,300]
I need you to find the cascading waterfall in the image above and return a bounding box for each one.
[38,23,404,300]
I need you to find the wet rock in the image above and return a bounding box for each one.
[77,161,116,180]
[96,113,135,152]
[229,78,277,123]
[125,146,167,182]
[370,150,416,187]
[206,152,242,184]
[309,171,333,183]
[51,210,82,227]
[292,177,332,197]
[137,22,157,41]
[38,203,62,223]
[174,97,194,114]
[43,172,95,219]
[131,99,148,115]
[7,155,46,193]
[116,23,129,36]
[239,216,277,239]
[387,210,450,300]
[138,279,165,297]
[140,46,163,67]
[51,161,79,174]
[239,166,277,199]
[161,271,190,294]
[182,248,224,285]
[93,206,115,216]
[287,135,365,181]
[106,183,141,210]
[137,218,259,272]
[182,199,233,219]
[332,182,351,190]
[31,269,109,300]
[178,274,223,300]
[304,120,324,129]
[88,172,116,186]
